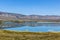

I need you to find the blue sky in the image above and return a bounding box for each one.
[0,0,60,15]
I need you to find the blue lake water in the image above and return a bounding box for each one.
[3,22,60,32]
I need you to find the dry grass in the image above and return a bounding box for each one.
[0,30,60,40]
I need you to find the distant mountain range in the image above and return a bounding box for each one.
[0,12,60,21]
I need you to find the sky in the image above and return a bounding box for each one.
[0,0,60,15]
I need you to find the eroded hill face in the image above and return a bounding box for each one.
[0,12,60,21]
[0,12,26,20]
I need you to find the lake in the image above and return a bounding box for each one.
[2,22,60,32]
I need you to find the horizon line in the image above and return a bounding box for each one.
[0,11,60,16]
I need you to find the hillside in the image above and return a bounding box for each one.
[0,12,60,21]
[0,30,60,40]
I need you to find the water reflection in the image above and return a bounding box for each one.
[0,22,60,29]
[1,22,60,32]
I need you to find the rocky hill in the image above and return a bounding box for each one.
[0,12,60,21]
